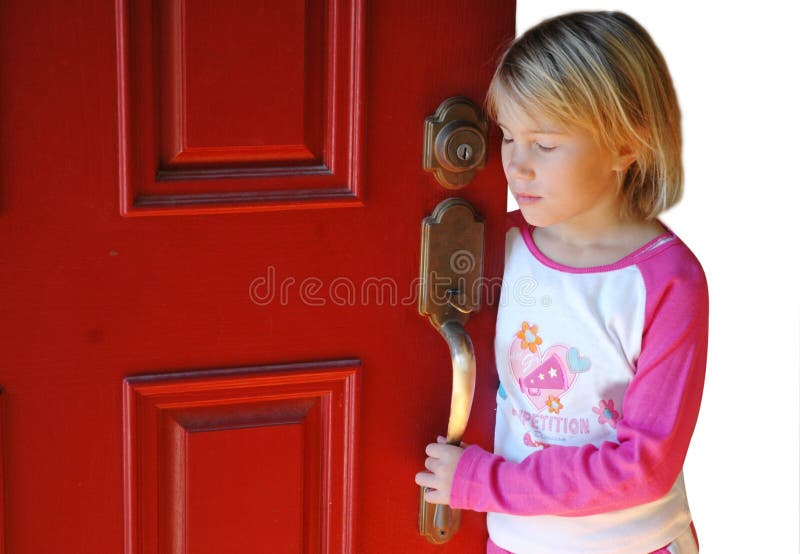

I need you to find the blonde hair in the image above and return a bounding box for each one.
[485,11,683,222]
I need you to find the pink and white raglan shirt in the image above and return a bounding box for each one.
[451,210,709,554]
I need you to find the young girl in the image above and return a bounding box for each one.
[415,11,708,554]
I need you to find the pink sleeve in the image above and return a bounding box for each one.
[450,247,709,516]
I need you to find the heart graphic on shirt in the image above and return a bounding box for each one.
[509,340,579,411]
[567,347,591,373]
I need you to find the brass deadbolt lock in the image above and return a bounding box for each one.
[423,97,488,189]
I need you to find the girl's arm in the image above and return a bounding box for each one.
[450,258,709,517]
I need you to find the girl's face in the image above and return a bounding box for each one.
[497,98,634,236]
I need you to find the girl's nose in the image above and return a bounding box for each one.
[506,151,536,180]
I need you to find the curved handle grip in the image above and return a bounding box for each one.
[419,319,476,544]
[438,319,476,446]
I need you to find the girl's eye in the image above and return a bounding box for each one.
[501,137,556,152]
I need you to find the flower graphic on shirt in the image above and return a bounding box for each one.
[516,322,543,353]
[592,399,620,428]
[545,395,563,414]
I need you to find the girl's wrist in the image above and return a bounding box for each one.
[450,444,486,510]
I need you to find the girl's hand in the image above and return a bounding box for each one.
[414,435,467,505]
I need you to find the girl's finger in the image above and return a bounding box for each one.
[424,457,436,472]
[425,443,443,457]
[423,488,447,505]
[415,471,437,489]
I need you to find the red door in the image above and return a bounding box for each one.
[0,1,514,552]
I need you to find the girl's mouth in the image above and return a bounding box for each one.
[515,194,542,205]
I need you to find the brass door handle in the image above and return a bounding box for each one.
[418,319,476,543]
[417,198,484,544]
[438,320,476,446]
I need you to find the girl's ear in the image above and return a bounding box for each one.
[611,144,638,173]
[612,127,650,172]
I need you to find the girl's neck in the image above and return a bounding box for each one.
[532,219,669,269]
[538,217,660,249]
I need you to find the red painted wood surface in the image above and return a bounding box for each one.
[0,390,5,553]
[0,0,514,551]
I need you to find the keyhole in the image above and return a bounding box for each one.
[456,143,473,161]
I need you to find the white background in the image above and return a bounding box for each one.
[510,3,799,551]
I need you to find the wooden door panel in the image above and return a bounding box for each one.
[120,0,362,214]
[124,361,357,553]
